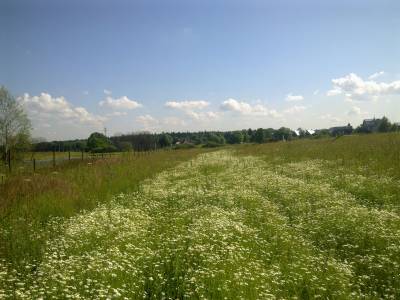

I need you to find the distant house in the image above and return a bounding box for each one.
[306,129,315,135]
[329,124,353,136]
[361,118,381,132]
[357,118,390,133]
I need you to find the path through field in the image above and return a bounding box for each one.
[2,150,400,299]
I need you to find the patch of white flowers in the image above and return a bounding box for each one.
[1,151,399,299]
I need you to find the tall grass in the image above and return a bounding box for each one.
[0,149,207,272]
[236,132,400,177]
[1,133,399,298]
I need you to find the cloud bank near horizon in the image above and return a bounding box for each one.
[19,71,400,140]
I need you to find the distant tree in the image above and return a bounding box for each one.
[225,131,243,144]
[0,86,31,161]
[297,128,307,138]
[204,133,225,147]
[254,128,265,143]
[314,129,330,138]
[231,131,244,144]
[241,130,250,143]
[378,116,391,132]
[118,141,133,152]
[87,132,116,152]
[273,127,293,141]
[159,133,173,147]
[264,128,275,141]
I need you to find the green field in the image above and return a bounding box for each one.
[1,133,400,299]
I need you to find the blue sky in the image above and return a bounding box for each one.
[1,0,400,140]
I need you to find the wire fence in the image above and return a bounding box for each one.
[0,149,161,183]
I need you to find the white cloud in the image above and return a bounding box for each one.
[165,100,209,110]
[284,105,307,114]
[103,89,112,95]
[165,100,217,121]
[285,93,304,102]
[99,96,142,110]
[105,111,128,117]
[220,98,280,117]
[136,114,158,129]
[368,71,385,80]
[186,110,220,121]
[319,114,343,123]
[19,93,105,127]
[136,115,188,131]
[163,117,186,127]
[327,72,400,101]
[326,89,342,97]
[347,106,361,116]
[347,106,368,116]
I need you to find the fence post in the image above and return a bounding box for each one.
[33,158,36,172]
[81,150,84,161]
[53,150,56,168]
[68,151,71,161]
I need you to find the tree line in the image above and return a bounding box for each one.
[31,117,400,153]
[1,86,399,157]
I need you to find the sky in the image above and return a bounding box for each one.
[1,0,400,140]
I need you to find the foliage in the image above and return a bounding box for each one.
[158,133,173,147]
[31,116,399,153]
[87,132,117,153]
[253,128,265,143]
[0,86,31,160]
[378,116,391,132]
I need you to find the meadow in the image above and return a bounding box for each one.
[1,133,400,299]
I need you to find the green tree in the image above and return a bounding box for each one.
[159,133,173,147]
[273,127,293,141]
[0,86,31,161]
[225,131,243,144]
[254,128,265,143]
[378,116,391,133]
[87,132,116,152]
[118,141,133,152]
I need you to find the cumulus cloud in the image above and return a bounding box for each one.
[105,111,128,117]
[319,114,342,123]
[185,111,220,121]
[368,71,385,80]
[327,72,400,101]
[220,98,280,117]
[284,105,307,114]
[19,93,105,127]
[165,100,218,121]
[165,100,209,110]
[103,89,112,95]
[163,117,186,127]
[99,96,142,110]
[136,114,158,129]
[136,115,187,131]
[285,93,304,102]
[347,105,368,116]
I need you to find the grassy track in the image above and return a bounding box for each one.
[0,149,208,278]
[1,135,399,298]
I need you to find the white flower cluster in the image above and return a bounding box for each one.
[1,151,399,299]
